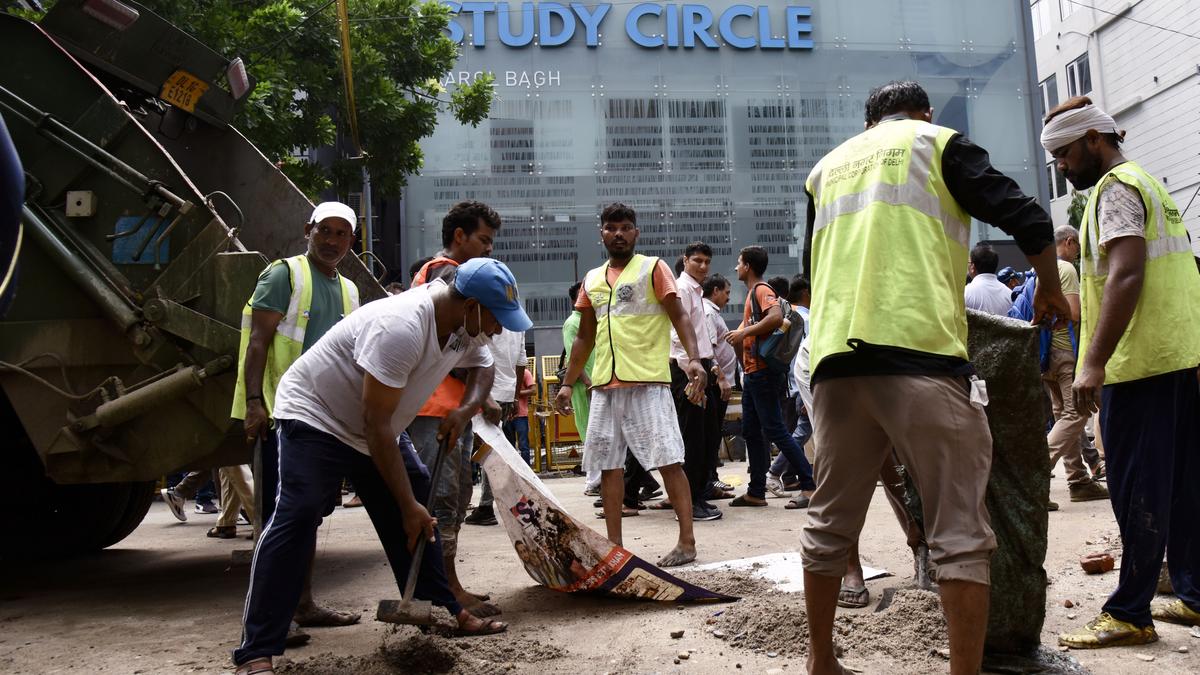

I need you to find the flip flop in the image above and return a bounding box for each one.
[207,526,237,539]
[729,495,767,507]
[837,585,870,608]
[707,489,735,500]
[647,500,674,510]
[451,617,508,637]
[785,496,811,510]
[595,507,639,518]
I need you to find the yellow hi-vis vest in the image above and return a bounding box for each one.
[231,254,359,418]
[1079,161,1200,384]
[805,118,971,375]
[584,253,671,386]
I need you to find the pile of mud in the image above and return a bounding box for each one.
[674,568,775,598]
[701,578,949,668]
[278,633,567,675]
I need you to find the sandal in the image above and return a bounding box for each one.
[729,495,767,507]
[207,526,237,539]
[785,495,811,510]
[837,585,870,608]
[595,507,639,518]
[647,500,674,510]
[235,657,274,675]
[707,489,735,500]
[451,617,508,637]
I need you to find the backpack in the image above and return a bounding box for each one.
[749,283,805,374]
[1007,276,1076,373]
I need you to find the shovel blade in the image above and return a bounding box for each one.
[377,598,436,625]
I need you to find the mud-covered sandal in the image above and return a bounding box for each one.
[452,617,508,637]
[235,657,274,675]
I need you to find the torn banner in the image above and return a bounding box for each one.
[472,417,736,603]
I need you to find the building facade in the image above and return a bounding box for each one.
[1032,0,1200,249]
[402,0,1048,349]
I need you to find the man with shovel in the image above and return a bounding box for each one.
[233,258,530,675]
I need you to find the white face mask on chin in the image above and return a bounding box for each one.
[464,303,494,349]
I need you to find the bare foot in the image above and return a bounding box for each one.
[453,588,501,618]
[807,654,854,674]
[656,544,697,567]
[293,604,360,627]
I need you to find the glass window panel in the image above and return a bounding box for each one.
[406,0,1048,325]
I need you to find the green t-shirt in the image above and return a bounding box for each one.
[1052,258,1081,352]
[250,257,347,353]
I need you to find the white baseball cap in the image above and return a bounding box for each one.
[309,201,358,231]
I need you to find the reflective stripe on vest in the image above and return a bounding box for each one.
[812,128,970,249]
[231,255,359,419]
[1079,161,1200,384]
[805,119,972,374]
[586,254,671,386]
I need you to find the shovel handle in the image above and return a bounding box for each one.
[401,434,452,603]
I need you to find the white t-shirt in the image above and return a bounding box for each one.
[488,328,526,403]
[273,280,494,455]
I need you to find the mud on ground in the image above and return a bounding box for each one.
[678,570,948,672]
[279,633,567,674]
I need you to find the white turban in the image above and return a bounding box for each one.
[1040,104,1119,152]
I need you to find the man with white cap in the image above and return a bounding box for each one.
[233,257,528,674]
[217,201,363,633]
[1042,97,1200,650]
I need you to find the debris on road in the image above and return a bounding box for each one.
[1079,553,1115,575]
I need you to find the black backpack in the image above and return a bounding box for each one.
[749,283,805,374]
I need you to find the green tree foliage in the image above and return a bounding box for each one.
[21,1,494,196]
[1067,189,1089,228]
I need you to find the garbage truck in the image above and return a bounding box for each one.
[0,0,384,556]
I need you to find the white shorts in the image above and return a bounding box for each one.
[582,385,685,473]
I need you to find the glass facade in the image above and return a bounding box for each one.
[402,0,1045,329]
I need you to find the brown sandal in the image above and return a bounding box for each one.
[235,657,274,675]
[207,525,237,539]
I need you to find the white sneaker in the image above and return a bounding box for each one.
[161,488,187,522]
[765,474,790,498]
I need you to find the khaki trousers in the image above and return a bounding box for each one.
[1041,348,1090,485]
[800,375,996,586]
[217,465,255,528]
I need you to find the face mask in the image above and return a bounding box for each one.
[464,303,493,348]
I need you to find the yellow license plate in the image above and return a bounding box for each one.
[160,70,210,113]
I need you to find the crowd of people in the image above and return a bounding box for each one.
[212,80,1198,675]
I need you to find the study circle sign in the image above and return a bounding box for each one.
[442,2,815,50]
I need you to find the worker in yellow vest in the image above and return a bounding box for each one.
[799,81,1070,675]
[1043,97,1200,650]
[555,202,708,568]
[232,201,361,633]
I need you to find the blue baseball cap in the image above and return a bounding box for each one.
[454,258,533,332]
[997,266,1020,284]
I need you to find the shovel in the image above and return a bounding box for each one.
[376,434,451,626]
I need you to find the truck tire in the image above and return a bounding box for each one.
[1,394,156,558]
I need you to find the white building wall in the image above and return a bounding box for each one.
[1033,0,1200,255]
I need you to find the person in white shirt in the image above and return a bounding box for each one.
[963,243,1014,315]
[464,328,526,525]
[702,274,736,499]
[233,259,530,675]
[668,243,724,522]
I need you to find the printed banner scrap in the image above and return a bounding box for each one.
[472,417,736,603]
